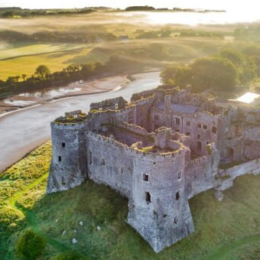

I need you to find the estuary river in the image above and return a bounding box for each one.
[0,71,160,172]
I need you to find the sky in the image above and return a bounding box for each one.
[0,0,258,12]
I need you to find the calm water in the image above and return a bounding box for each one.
[116,11,260,26]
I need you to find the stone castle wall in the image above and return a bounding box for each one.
[217,158,260,191]
[128,142,194,253]
[86,132,133,198]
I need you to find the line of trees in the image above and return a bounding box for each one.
[136,28,223,39]
[0,54,143,99]
[0,29,118,44]
[0,8,95,18]
[161,48,260,92]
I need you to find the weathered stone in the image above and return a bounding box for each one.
[215,190,224,201]
[72,238,77,244]
[47,86,260,253]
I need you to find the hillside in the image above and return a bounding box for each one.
[1,142,260,260]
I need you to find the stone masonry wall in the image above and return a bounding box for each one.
[185,143,220,199]
[86,132,133,198]
[47,122,88,194]
[217,159,260,191]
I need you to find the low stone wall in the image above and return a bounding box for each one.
[115,121,150,136]
[217,158,260,191]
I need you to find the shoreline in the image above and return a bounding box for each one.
[0,70,161,173]
[0,75,131,119]
[0,70,160,119]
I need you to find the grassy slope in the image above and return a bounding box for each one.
[0,37,226,80]
[1,143,260,260]
[0,43,94,80]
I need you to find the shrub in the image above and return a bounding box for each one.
[15,230,46,260]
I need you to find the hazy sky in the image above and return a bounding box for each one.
[0,0,258,12]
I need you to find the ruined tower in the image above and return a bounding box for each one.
[128,128,194,252]
[47,111,88,194]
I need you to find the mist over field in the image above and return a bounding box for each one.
[2,4,260,260]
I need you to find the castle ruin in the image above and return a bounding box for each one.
[47,85,260,252]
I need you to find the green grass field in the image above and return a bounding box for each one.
[1,142,260,260]
[0,43,95,80]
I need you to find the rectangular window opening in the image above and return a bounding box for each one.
[62,142,66,148]
[58,156,62,162]
[89,151,92,165]
[145,192,151,203]
[212,126,217,134]
[143,174,149,182]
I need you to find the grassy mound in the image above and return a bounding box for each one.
[1,142,260,260]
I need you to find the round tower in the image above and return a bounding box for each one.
[47,114,88,194]
[127,141,194,253]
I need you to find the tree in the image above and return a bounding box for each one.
[65,65,80,74]
[161,57,238,92]
[189,57,238,91]
[2,11,15,18]
[103,33,117,42]
[22,74,27,81]
[80,62,96,77]
[125,6,155,11]
[15,230,46,260]
[220,49,257,84]
[14,76,20,82]
[6,76,14,84]
[219,49,243,66]
[35,65,50,79]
